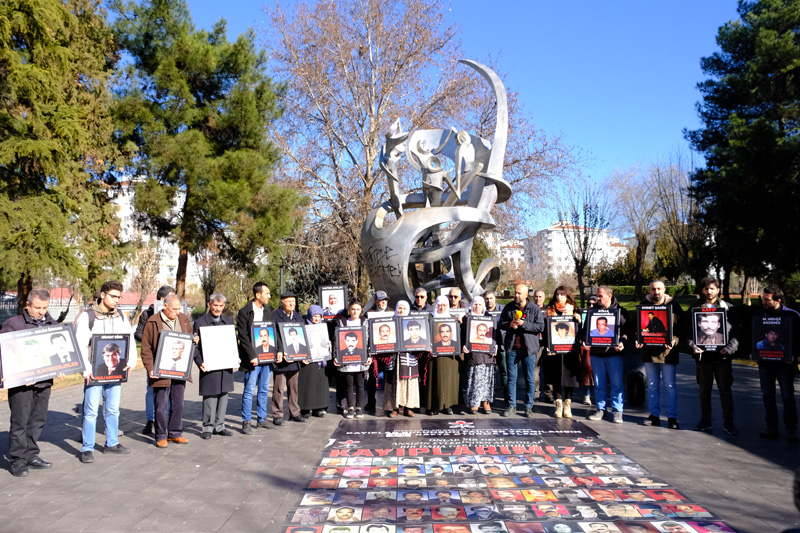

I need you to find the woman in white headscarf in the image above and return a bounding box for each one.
[463,296,496,414]
[381,300,420,417]
[425,295,461,415]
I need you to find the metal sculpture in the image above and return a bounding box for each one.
[361,59,512,304]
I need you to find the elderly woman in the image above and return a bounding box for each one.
[298,305,330,419]
[425,295,461,415]
[463,296,496,414]
[382,300,420,417]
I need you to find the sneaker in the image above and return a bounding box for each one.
[612,411,623,424]
[587,410,604,421]
[723,425,739,436]
[103,443,131,454]
[642,415,661,427]
[668,417,679,430]
[583,394,592,405]
[355,407,365,419]
[344,408,355,419]
[242,421,252,434]
[503,406,517,417]
[693,420,712,432]
[80,451,94,464]
[213,429,233,436]
[524,407,534,418]
[143,420,154,435]
[759,429,780,439]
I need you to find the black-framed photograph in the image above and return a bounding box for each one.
[466,316,495,353]
[0,324,86,389]
[432,317,460,356]
[399,315,432,352]
[88,334,129,385]
[306,323,332,362]
[584,308,620,347]
[637,305,673,346]
[691,308,728,351]
[199,324,239,371]
[546,316,578,354]
[335,325,368,365]
[251,322,278,364]
[319,284,348,320]
[753,313,792,362]
[370,317,398,353]
[279,323,311,362]
[152,330,194,380]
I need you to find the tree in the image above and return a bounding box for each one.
[0,0,121,311]
[686,0,800,287]
[266,0,577,300]
[110,0,302,298]
[555,179,612,307]
[126,231,162,325]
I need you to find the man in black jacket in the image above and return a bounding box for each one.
[236,282,273,434]
[0,289,57,477]
[134,285,173,435]
[271,291,306,425]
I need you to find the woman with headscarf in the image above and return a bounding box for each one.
[425,295,461,415]
[298,305,330,418]
[543,286,583,418]
[463,296,496,414]
[381,300,421,417]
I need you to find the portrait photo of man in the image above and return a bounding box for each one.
[401,317,431,351]
[158,339,189,372]
[589,316,615,338]
[642,311,666,334]
[756,328,785,351]
[694,312,724,346]
[49,332,77,366]
[93,342,127,377]
[471,323,490,344]
[283,326,309,358]
[433,322,457,353]
[551,321,575,345]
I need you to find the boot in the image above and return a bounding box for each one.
[563,399,572,418]
[554,399,563,418]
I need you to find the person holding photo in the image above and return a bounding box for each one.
[271,291,306,426]
[425,295,461,415]
[299,305,330,419]
[74,280,137,463]
[236,282,273,434]
[463,297,496,415]
[543,286,583,419]
[336,300,371,419]
[382,300,421,417]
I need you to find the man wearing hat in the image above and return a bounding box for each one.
[367,289,393,412]
[271,291,306,425]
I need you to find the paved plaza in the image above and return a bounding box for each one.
[0,356,797,532]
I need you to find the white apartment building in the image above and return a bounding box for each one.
[524,223,627,279]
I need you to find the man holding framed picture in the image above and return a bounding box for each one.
[236,282,273,434]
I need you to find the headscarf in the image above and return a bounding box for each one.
[432,295,450,317]
[395,300,410,316]
[306,304,324,324]
[470,296,486,316]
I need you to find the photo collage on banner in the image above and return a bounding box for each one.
[282,419,735,532]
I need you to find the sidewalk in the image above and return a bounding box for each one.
[0,356,796,532]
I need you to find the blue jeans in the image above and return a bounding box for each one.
[507,349,536,408]
[644,362,677,418]
[83,383,121,451]
[145,384,154,421]
[758,362,797,433]
[592,355,624,413]
[242,365,272,422]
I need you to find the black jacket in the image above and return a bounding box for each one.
[498,300,544,356]
[193,313,235,396]
[236,300,272,372]
[272,308,304,372]
[588,296,630,357]
[134,304,155,342]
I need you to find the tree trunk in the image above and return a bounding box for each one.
[16,271,32,315]
[175,248,188,299]
[576,264,586,308]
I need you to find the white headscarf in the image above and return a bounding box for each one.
[395,300,410,316]
[471,296,486,316]
[432,295,450,318]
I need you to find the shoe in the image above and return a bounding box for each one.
[612,411,623,424]
[103,444,130,454]
[289,415,307,423]
[355,407,364,419]
[273,417,286,426]
[168,437,188,444]
[723,425,739,436]
[428,409,439,416]
[143,420,154,435]
[554,399,563,418]
[525,407,534,418]
[156,439,168,448]
[643,415,661,427]
[583,394,592,405]
[563,399,572,418]
[312,410,326,418]
[668,417,679,430]
[257,420,274,429]
[242,421,252,434]
[213,429,233,436]
[200,432,212,440]
[503,406,517,418]
[444,407,454,415]
[587,410,604,421]
[300,412,311,420]
[466,409,477,415]
[344,408,354,419]
[759,429,780,439]
[10,463,29,477]
[27,456,52,468]
[693,420,712,432]
[388,410,398,418]
[405,408,415,417]
[80,451,94,463]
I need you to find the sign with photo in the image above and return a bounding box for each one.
[306,323,332,362]
[449,307,469,319]
[319,284,348,320]
[637,305,673,346]
[367,310,395,320]
[432,317,460,356]
[278,323,311,362]
[546,316,578,354]
[152,330,194,380]
[251,322,278,364]
[399,315,432,352]
[370,317,398,353]
[0,324,86,389]
[691,308,728,351]
[753,313,793,363]
[584,308,620,347]
[88,334,129,385]
[198,324,239,372]
[335,325,368,365]
[466,315,495,353]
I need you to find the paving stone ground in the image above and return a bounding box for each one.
[0,356,796,532]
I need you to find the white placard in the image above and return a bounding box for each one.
[199,324,239,371]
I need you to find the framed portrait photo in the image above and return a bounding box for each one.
[0,324,86,389]
[251,322,278,364]
[306,323,332,362]
[199,324,239,371]
[399,315,432,352]
[691,308,728,351]
[279,323,311,362]
[432,317,460,356]
[335,325,368,365]
[370,317,398,353]
[152,330,194,380]
[88,334,129,385]
[319,284,348,320]
[584,308,620,348]
[546,316,578,354]
[753,313,793,362]
[637,305,673,346]
[466,316,495,353]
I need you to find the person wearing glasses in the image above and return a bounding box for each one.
[411,287,433,312]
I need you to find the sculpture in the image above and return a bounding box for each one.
[361,60,512,304]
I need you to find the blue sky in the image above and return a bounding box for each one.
[182,0,740,226]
